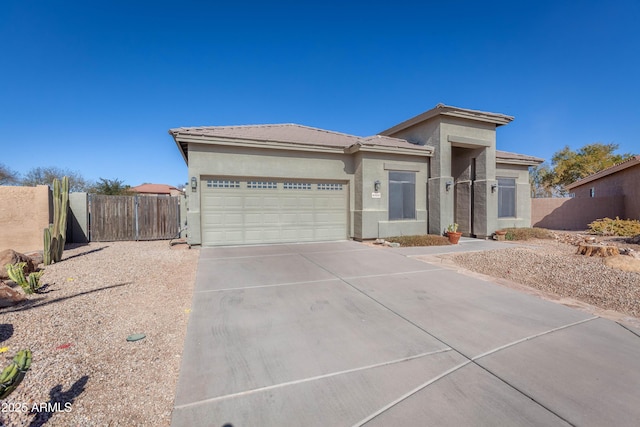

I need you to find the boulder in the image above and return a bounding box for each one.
[629,235,640,245]
[0,249,35,280]
[24,251,44,267]
[0,281,26,307]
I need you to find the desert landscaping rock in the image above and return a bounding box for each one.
[452,239,640,318]
[0,249,36,280]
[0,241,198,427]
[0,281,26,308]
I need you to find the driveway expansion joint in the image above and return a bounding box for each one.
[173,348,453,411]
[353,316,599,426]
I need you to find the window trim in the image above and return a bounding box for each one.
[497,177,516,218]
[388,171,416,221]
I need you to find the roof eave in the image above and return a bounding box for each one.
[346,143,434,156]
[172,133,347,156]
[496,158,544,167]
[169,130,188,164]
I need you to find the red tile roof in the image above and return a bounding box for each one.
[131,184,181,195]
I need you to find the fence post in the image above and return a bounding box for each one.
[134,194,139,241]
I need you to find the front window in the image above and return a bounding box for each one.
[498,178,516,218]
[389,171,416,220]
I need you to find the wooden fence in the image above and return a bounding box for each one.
[89,194,180,241]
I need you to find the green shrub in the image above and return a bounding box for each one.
[588,217,640,236]
[502,227,553,241]
[385,235,450,246]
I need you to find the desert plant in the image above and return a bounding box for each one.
[5,262,28,291]
[385,235,451,247]
[27,270,44,294]
[588,217,640,237]
[5,263,43,294]
[44,176,69,265]
[503,227,553,241]
[0,349,32,399]
[447,223,459,233]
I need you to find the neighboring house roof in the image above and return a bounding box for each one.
[565,155,640,190]
[169,123,434,163]
[379,103,514,136]
[131,184,181,195]
[496,150,544,166]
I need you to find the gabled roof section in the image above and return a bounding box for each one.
[170,123,361,147]
[565,155,640,190]
[169,123,431,163]
[496,150,544,166]
[380,104,514,136]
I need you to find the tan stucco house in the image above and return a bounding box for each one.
[565,155,640,220]
[169,104,542,246]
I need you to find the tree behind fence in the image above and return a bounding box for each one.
[89,194,180,241]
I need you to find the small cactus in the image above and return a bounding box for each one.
[0,349,32,399]
[5,263,43,294]
[27,271,44,294]
[5,263,28,290]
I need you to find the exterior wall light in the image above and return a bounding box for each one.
[374,180,381,192]
[446,181,453,192]
[491,183,498,193]
[191,177,197,192]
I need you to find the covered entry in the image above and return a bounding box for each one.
[200,177,348,246]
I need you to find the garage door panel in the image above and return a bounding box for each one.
[224,214,244,226]
[201,178,347,246]
[262,214,280,225]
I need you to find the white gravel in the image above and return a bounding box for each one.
[1,241,198,426]
[451,239,640,319]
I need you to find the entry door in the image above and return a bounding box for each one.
[454,158,476,236]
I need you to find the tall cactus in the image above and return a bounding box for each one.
[44,176,69,265]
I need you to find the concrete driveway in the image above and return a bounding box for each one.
[171,240,640,427]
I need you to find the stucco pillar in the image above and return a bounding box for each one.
[428,177,454,234]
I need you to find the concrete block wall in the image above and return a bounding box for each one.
[531,196,625,230]
[0,185,51,253]
[570,166,640,220]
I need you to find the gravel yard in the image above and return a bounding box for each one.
[1,241,198,427]
[451,238,640,321]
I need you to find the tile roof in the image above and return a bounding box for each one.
[496,150,544,165]
[170,124,361,147]
[380,104,514,136]
[169,123,432,159]
[565,155,640,190]
[131,184,181,194]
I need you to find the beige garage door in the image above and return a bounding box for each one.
[200,178,348,246]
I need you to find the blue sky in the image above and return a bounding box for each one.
[2,0,639,188]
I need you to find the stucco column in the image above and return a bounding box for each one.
[428,176,454,234]
[473,179,498,238]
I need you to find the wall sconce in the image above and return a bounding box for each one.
[374,180,381,192]
[491,183,498,193]
[445,181,453,192]
[190,177,197,192]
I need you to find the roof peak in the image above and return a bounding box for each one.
[380,104,514,136]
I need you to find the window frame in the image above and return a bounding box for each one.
[388,171,416,221]
[497,177,516,218]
